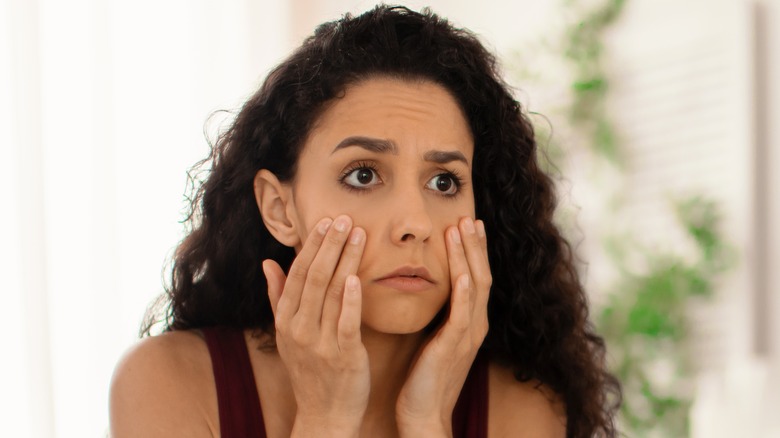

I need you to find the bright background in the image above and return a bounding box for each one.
[1,0,778,436]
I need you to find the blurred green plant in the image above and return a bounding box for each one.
[564,0,627,163]
[598,197,733,436]
[511,0,735,436]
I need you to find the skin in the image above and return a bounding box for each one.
[260,77,478,335]
[108,77,566,438]
[257,77,489,437]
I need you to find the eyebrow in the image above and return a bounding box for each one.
[331,135,469,165]
[332,136,398,155]
[423,150,468,165]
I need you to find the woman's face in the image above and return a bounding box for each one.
[287,77,475,334]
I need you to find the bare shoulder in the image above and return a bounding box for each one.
[488,361,567,438]
[109,330,218,438]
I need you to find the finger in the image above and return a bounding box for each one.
[476,219,489,259]
[474,219,491,313]
[458,218,492,314]
[446,225,472,311]
[262,259,287,318]
[276,217,333,321]
[321,227,365,337]
[337,275,363,350]
[296,215,353,327]
[438,274,471,346]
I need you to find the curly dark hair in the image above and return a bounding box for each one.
[145,4,621,437]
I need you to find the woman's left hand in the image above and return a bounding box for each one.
[395,217,492,437]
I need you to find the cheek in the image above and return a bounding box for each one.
[339,202,386,238]
[295,195,384,242]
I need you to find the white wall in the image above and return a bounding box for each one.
[604,1,778,435]
[756,0,780,435]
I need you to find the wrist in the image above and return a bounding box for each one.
[397,417,452,438]
[292,414,363,438]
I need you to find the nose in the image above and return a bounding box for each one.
[390,188,433,244]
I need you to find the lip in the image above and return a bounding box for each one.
[376,266,434,282]
[374,266,435,292]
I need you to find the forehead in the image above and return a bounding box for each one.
[302,77,474,159]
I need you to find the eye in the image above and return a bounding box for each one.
[342,166,381,189]
[426,173,459,196]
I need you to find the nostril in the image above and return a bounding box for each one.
[401,233,415,242]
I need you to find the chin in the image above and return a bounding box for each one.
[360,292,449,335]
[361,317,431,335]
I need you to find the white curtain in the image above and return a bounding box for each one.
[0,0,289,436]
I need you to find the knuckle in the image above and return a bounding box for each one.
[312,342,333,359]
[339,326,359,343]
[306,268,331,288]
[325,284,344,302]
[288,264,308,281]
[289,323,314,345]
[325,231,345,246]
[341,324,359,337]
[451,318,469,333]
[288,323,303,339]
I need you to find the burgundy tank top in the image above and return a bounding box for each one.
[203,326,488,438]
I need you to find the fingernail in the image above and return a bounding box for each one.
[459,274,469,289]
[317,218,333,235]
[450,227,461,244]
[334,216,350,233]
[349,228,364,245]
[462,217,475,234]
[476,220,486,238]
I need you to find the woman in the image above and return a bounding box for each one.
[110,5,620,438]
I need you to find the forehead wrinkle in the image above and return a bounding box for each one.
[375,99,440,122]
[305,78,474,163]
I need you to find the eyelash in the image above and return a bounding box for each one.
[337,161,465,198]
[338,161,380,194]
[435,169,465,198]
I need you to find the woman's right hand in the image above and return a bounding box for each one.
[262,215,369,437]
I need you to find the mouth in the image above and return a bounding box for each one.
[376,266,435,283]
[374,266,435,292]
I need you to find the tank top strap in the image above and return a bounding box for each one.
[202,326,267,438]
[202,326,487,438]
[452,348,490,438]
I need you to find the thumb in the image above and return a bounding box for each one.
[262,259,287,318]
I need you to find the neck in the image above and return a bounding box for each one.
[359,326,428,432]
[251,326,431,436]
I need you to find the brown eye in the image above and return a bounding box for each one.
[343,167,381,189]
[436,177,452,192]
[426,174,459,196]
[357,169,373,185]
